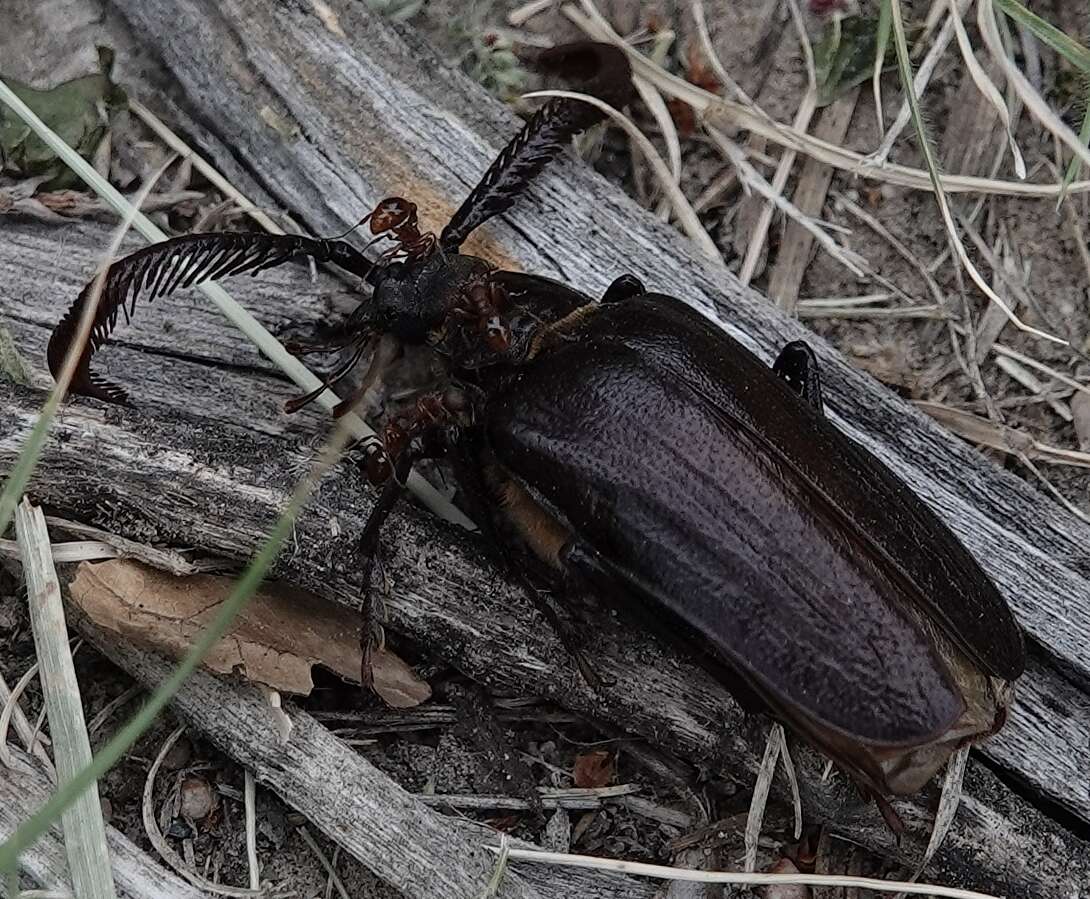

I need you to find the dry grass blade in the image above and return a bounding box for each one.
[872,1,966,165]
[0,667,55,782]
[16,500,116,899]
[739,0,817,287]
[914,401,1090,467]
[915,744,970,879]
[743,724,782,873]
[492,846,1004,898]
[948,0,1026,177]
[995,356,1072,422]
[567,0,1090,198]
[706,126,869,278]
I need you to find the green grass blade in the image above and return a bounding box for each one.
[993,0,1090,75]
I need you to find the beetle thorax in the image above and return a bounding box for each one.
[370,253,493,343]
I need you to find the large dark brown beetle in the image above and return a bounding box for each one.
[48,42,1024,807]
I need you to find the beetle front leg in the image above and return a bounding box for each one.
[773,341,824,414]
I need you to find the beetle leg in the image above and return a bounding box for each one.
[356,462,407,689]
[459,450,605,688]
[773,341,825,414]
[600,274,646,304]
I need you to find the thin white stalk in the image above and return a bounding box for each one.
[629,74,682,222]
[873,0,892,129]
[490,846,1003,899]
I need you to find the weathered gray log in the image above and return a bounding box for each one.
[0,748,212,899]
[5,217,1089,825]
[2,0,1089,894]
[71,622,654,899]
[3,380,1088,899]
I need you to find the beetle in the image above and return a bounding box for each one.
[47,40,1024,807]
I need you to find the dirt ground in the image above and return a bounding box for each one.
[3,0,1090,895]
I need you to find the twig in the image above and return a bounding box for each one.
[296,828,350,899]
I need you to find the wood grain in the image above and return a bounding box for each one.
[2,0,1088,895]
[2,379,1088,899]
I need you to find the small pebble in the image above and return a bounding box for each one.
[178,776,217,820]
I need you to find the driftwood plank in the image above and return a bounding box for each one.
[3,380,1088,899]
[0,748,212,899]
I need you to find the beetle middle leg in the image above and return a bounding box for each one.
[450,443,606,688]
[354,388,467,687]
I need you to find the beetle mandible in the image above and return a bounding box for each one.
[48,41,1024,809]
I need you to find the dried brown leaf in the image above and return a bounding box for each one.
[572,750,614,788]
[370,646,432,708]
[68,560,430,703]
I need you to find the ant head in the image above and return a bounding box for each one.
[367,197,418,236]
